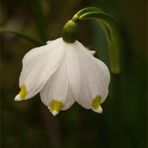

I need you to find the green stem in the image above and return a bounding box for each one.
[72,7,104,22]
[30,0,48,42]
[0,29,43,45]
[71,7,121,74]
[98,19,120,74]
[80,11,120,74]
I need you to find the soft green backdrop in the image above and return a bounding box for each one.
[0,0,147,148]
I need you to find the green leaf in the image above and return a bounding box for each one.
[73,7,121,74]
[0,29,44,46]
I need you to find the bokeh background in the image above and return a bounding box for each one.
[0,0,147,148]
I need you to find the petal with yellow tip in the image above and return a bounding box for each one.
[48,100,63,116]
[91,95,103,113]
[15,84,27,101]
[18,38,65,100]
[40,48,75,113]
[68,41,110,110]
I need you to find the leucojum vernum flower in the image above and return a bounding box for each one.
[14,7,120,116]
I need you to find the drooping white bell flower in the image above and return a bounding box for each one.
[15,37,110,116]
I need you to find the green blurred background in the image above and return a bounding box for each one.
[0,0,147,148]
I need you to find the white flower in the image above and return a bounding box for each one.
[15,38,110,116]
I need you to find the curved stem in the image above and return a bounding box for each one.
[72,7,121,74]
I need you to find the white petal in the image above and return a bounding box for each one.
[15,95,22,101]
[92,57,110,103]
[89,50,96,55]
[68,40,110,112]
[86,47,96,55]
[65,44,81,103]
[17,38,65,100]
[92,105,103,113]
[40,45,75,115]
[52,110,59,116]
[46,40,53,44]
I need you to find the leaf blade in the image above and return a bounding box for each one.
[0,28,44,46]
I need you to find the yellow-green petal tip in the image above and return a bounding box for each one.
[15,84,27,101]
[91,95,103,113]
[48,100,63,116]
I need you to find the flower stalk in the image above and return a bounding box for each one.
[62,7,121,74]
